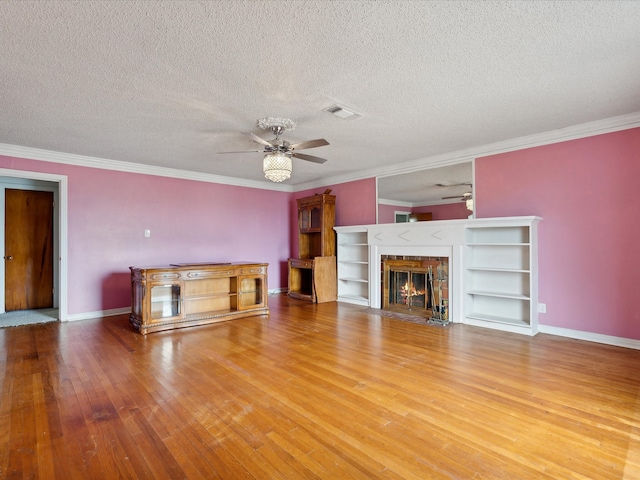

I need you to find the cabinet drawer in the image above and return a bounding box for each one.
[240,266,267,275]
[150,272,181,281]
[186,269,235,279]
[290,259,313,269]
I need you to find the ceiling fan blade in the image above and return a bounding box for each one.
[442,195,465,200]
[289,138,329,150]
[246,132,272,147]
[217,150,263,154]
[292,152,328,164]
[436,182,472,187]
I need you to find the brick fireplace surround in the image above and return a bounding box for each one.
[382,256,449,319]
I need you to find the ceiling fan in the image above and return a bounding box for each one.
[436,182,472,188]
[437,182,473,200]
[441,191,474,212]
[218,117,329,182]
[442,192,473,201]
[437,182,474,211]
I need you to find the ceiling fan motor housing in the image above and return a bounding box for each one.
[266,139,291,154]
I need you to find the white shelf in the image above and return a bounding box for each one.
[466,312,531,326]
[466,267,530,273]
[335,227,370,307]
[464,315,536,336]
[467,242,529,246]
[340,277,369,283]
[467,290,530,301]
[337,293,369,306]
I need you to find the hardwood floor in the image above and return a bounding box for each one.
[1,293,639,479]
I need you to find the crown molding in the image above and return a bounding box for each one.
[2,111,639,194]
[377,198,413,207]
[469,111,640,159]
[293,111,640,192]
[377,197,462,208]
[413,199,463,208]
[0,143,293,193]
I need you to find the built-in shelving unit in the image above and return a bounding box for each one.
[334,227,369,306]
[464,218,540,335]
[334,216,540,335]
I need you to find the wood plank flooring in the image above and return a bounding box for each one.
[1,293,639,479]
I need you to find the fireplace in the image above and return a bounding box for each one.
[382,256,449,320]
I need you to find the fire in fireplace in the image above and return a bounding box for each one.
[382,256,448,320]
[389,270,427,308]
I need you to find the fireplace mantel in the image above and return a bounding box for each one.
[367,219,466,324]
[335,216,542,335]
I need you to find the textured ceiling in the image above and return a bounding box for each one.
[1,1,640,204]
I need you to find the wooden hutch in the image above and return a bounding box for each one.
[288,193,337,303]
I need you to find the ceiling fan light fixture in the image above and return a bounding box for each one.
[263,152,292,182]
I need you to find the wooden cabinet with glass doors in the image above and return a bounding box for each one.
[288,193,337,302]
[130,262,268,334]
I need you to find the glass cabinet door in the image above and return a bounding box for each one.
[238,276,264,309]
[150,284,181,319]
[300,206,322,231]
[309,206,321,229]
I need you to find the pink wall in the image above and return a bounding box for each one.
[0,155,290,316]
[296,178,377,227]
[378,201,470,223]
[475,127,640,340]
[413,202,470,220]
[291,178,377,258]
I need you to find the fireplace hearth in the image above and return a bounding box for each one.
[382,256,448,320]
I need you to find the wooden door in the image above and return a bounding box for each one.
[5,189,54,311]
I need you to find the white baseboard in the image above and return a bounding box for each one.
[269,288,288,295]
[539,324,640,350]
[65,307,130,322]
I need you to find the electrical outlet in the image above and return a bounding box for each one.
[144,229,151,238]
[538,303,546,313]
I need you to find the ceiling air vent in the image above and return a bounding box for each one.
[324,104,361,120]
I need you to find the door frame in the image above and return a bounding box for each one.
[0,169,67,321]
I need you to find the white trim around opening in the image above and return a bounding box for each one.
[0,168,68,322]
